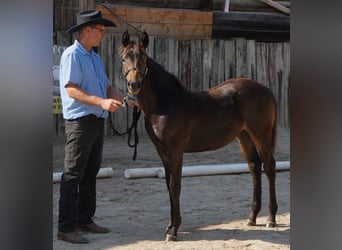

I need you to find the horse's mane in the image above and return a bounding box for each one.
[147,57,187,92]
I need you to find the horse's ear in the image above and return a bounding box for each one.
[122,31,130,47]
[140,31,149,49]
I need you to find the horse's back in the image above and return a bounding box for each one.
[210,78,274,99]
[209,77,277,135]
[210,78,276,112]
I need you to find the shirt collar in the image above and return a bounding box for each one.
[74,40,96,56]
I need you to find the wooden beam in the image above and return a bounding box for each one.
[98,4,212,24]
[106,23,212,39]
[101,0,291,13]
[260,0,290,15]
[96,4,212,39]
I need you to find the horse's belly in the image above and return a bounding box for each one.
[184,126,239,153]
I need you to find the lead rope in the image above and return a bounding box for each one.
[108,98,141,161]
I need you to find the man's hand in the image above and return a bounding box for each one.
[100,98,123,112]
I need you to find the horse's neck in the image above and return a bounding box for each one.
[137,59,185,116]
[147,58,186,93]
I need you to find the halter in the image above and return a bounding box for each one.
[122,46,149,84]
[123,50,149,79]
[124,66,148,78]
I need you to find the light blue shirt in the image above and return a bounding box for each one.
[59,40,110,119]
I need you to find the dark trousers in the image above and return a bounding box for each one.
[58,115,105,233]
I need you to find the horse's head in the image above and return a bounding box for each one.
[119,31,149,96]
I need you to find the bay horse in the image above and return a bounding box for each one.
[119,31,278,241]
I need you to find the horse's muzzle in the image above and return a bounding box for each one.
[127,81,141,95]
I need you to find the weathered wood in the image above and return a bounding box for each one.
[261,0,290,15]
[101,0,290,13]
[255,42,268,87]
[167,38,179,76]
[246,40,256,79]
[178,40,191,88]
[96,4,212,39]
[212,39,226,86]
[224,40,236,80]
[202,39,213,89]
[212,10,289,42]
[190,40,203,91]
[235,38,248,78]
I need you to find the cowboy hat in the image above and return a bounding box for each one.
[66,9,116,34]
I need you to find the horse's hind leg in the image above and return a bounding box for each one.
[254,138,277,228]
[247,126,278,228]
[237,130,262,226]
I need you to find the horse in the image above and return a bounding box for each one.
[118,31,278,241]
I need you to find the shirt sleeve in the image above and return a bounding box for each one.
[61,52,83,87]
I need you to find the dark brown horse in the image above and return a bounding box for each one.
[119,31,278,241]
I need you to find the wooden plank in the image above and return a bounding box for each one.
[202,39,213,89]
[168,38,179,76]
[178,40,191,88]
[255,42,268,87]
[261,0,290,15]
[97,4,212,39]
[235,38,248,78]
[101,0,204,10]
[101,0,290,13]
[211,39,225,86]
[281,42,290,127]
[154,37,169,69]
[97,5,212,25]
[246,40,256,79]
[212,11,289,41]
[213,11,290,25]
[190,40,203,91]
[224,40,236,80]
[108,23,212,39]
[126,8,212,25]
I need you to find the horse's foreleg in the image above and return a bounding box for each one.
[156,145,183,241]
[162,153,183,242]
[165,171,182,241]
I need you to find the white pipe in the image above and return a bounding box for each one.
[224,0,230,13]
[124,167,161,179]
[157,161,290,178]
[123,161,290,179]
[53,167,114,183]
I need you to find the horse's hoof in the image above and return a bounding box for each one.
[247,219,256,226]
[165,234,177,242]
[266,221,276,228]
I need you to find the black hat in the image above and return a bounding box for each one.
[66,9,116,34]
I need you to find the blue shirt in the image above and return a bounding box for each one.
[59,40,110,119]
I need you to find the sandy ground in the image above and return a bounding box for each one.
[53,126,290,250]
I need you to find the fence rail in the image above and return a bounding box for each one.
[53,35,290,137]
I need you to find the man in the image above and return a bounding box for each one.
[57,9,136,244]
